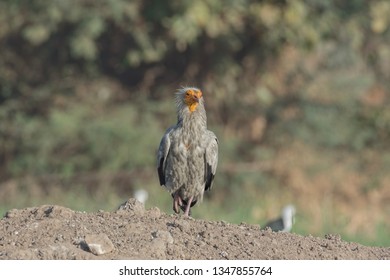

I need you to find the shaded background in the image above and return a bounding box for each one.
[0,0,389,246]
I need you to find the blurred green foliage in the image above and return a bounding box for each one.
[1,0,389,176]
[0,0,389,245]
[7,104,162,176]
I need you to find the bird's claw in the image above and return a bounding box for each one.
[173,193,183,214]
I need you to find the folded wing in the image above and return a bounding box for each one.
[157,127,174,186]
[204,130,218,191]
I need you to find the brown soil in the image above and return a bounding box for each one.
[0,199,389,260]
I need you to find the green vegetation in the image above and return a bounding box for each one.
[0,0,389,246]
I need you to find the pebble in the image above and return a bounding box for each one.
[116,198,145,215]
[84,233,115,255]
[152,230,173,244]
[147,207,161,218]
[5,209,18,218]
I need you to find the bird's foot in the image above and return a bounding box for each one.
[173,192,183,214]
[183,196,194,217]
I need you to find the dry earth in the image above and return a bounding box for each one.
[0,199,389,260]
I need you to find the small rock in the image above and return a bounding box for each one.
[220,251,228,259]
[147,207,162,218]
[84,233,115,256]
[324,233,341,241]
[173,220,190,232]
[116,198,145,215]
[152,230,173,244]
[4,209,18,218]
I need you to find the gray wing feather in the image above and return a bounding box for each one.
[204,130,218,191]
[157,126,174,186]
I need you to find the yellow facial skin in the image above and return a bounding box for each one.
[184,89,203,112]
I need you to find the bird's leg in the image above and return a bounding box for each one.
[173,192,183,214]
[183,196,194,216]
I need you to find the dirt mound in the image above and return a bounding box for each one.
[0,199,389,260]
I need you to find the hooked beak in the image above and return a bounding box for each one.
[192,95,200,103]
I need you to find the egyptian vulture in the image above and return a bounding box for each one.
[157,87,218,216]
